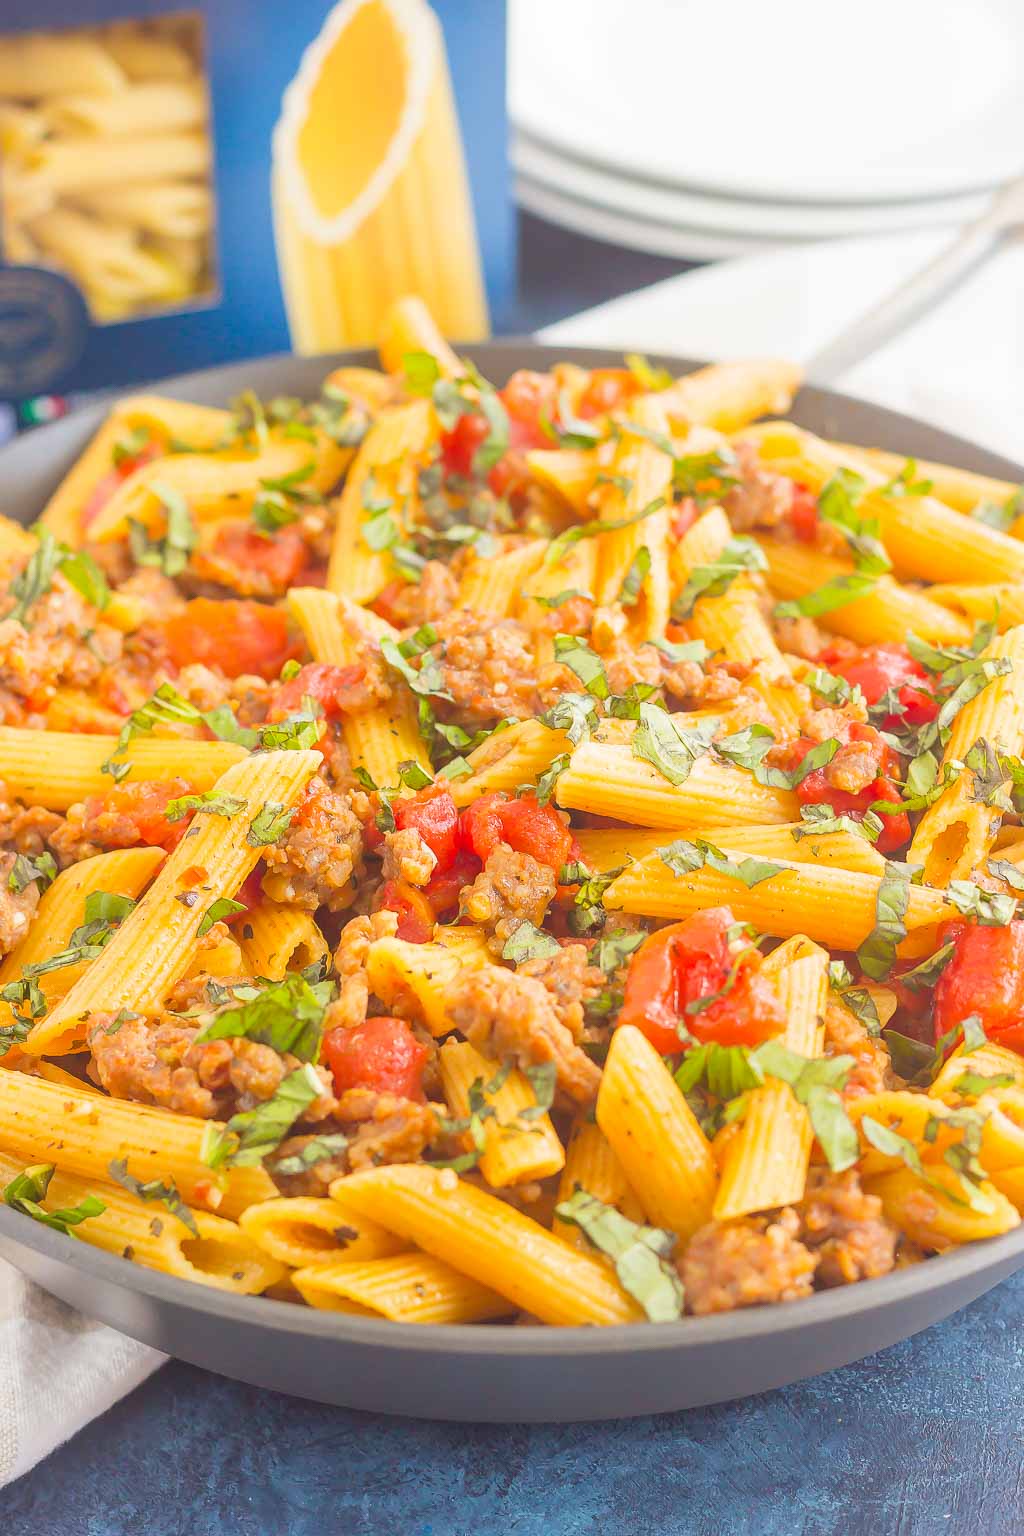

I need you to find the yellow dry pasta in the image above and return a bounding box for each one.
[442,717,571,809]
[675,506,789,675]
[657,359,802,433]
[574,823,886,876]
[0,729,245,812]
[555,742,798,829]
[238,1195,405,1269]
[236,902,328,982]
[457,538,547,617]
[552,1120,644,1250]
[292,1253,512,1323]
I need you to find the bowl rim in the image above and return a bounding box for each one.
[3,337,1023,1356]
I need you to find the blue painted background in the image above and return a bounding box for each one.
[8,1267,1024,1535]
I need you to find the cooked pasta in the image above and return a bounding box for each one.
[0,297,1019,1332]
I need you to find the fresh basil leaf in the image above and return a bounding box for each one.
[257,709,322,751]
[803,667,862,708]
[590,927,646,975]
[544,498,665,567]
[880,459,933,499]
[632,703,716,785]
[946,880,1017,927]
[271,1133,350,1176]
[2,1163,105,1236]
[164,792,246,824]
[952,1070,1015,1098]
[856,864,911,980]
[554,1187,683,1322]
[502,922,561,964]
[8,530,63,623]
[624,353,673,391]
[617,546,651,608]
[987,858,1024,894]
[674,1042,762,1100]
[521,1061,557,1119]
[774,570,881,620]
[748,1041,859,1171]
[553,634,609,699]
[107,1157,197,1235]
[247,801,295,847]
[672,536,767,620]
[197,897,246,937]
[402,351,441,396]
[535,752,572,807]
[652,637,710,666]
[201,1063,325,1169]
[194,973,328,1062]
[58,548,110,610]
[794,802,882,843]
[7,852,57,894]
[539,692,600,747]
[531,588,591,610]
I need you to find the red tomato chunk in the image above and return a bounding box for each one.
[819,642,937,731]
[933,920,1024,1054]
[376,878,435,943]
[617,907,785,1053]
[164,599,300,682]
[266,662,367,722]
[323,1016,428,1100]
[460,791,575,871]
[82,778,194,851]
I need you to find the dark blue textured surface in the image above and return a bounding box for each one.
[8,1266,1024,1536]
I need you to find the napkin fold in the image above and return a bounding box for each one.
[0,1260,164,1486]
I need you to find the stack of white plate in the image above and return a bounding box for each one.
[509,0,1024,261]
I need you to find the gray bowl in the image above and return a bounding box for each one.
[1,342,1021,1423]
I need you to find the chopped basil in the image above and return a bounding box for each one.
[2,1163,105,1236]
[271,1133,350,1176]
[544,498,665,568]
[7,852,57,894]
[880,459,933,499]
[22,891,136,979]
[590,927,646,976]
[59,549,110,610]
[883,1013,985,1087]
[671,536,767,620]
[624,353,673,391]
[197,898,246,937]
[532,587,591,610]
[554,1188,683,1322]
[856,865,911,980]
[715,726,839,791]
[8,531,63,623]
[748,1041,859,1171]
[380,635,453,703]
[403,351,442,395]
[553,634,609,699]
[128,483,197,577]
[164,792,246,824]
[247,801,295,847]
[107,1158,197,1235]
[657,836,783,888]
[774,570,881,621]
[193,973,328,1062]
[632,704,715,785]
[670,447,740,502]
[112,424,151,467]
[674,1042,762,1100]
[521,1061,557,1120]
[539,692,600,747]
[972,488,1023,532]
[617,546,651,608]
[794,802,882,843]
[535,753,572,807]
[952,1070,1015,1099]
[653,637,710,666]
[201,1064,325,1169]
[946,880,1017,927]
[987,858,1024,894]
[502,922,561,964]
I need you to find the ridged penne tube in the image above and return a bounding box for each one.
[675,506,788,675]
[432,924,491,962]
[518,538,599,648]
[656,360,802,433]
[755,535,973,647]
[237,901,327,981]
[0,1072,274,1220]
[592,397,673,641]
[931,1042,1024,1103]
[846,1090,1024,1181]
[457,539,547,617]
[573,822,886,876]
[927,583,1024,632]
[286,587,429,784]
[525,447,596,514]
[742,669,809,738]
[714,939,828,1219]
[834,445,1018,518]
[0,847,164,1043]
[0,1151,285,1294]
[0,728,246,812]
[45,80,207,138]
[364,937,474,1035]
[326,399,436,599]
[603,850,953,950]
[443,718,571,809]
[28,749,320,1053]
[292,1253,512,1323]
[909,625,1024,885]
[323,365,396,413]
[26,131,210,196]
[0,33,127,97]
[552,1120,644,1249]
[439,1040,565,1187]
[864,1166,1019,1250]
[597,1024,718,1241]
[238,1195,405,1268]
[88,430,347,541]
[378,294,462,379]
[743,423,1024,584]
[71,182,212,241]
[555,742,797,829]
[329,1166,643,1326]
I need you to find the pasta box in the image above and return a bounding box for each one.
[0,0,514,403]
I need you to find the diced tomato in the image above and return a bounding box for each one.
[819,641,938,731]
[375,878,435,943]
[576,368,642,420]
[371,580,411,628]
[500,370,558,451]
[208,522,307,591]
[617,907,784,1053]
[164,598,301,682]
[80,440,162,529]
[82,777,194,851]
[670,498,699,540]
[228,866,265,923]
[423,848,481,917]
[788,483,820,543]
[323,1015,428,1101]
[933,920,1024,1053]
[266,661,367,722]
[792,722,910,854]
[439,411,490,478]
[459,790,575,872]
[393,783,459,871]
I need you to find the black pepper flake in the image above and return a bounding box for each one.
[123,1245,135,1260]
[242,924,254,940]
[176,890,200,908]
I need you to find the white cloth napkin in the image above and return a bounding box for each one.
[0,1260,164,1486]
